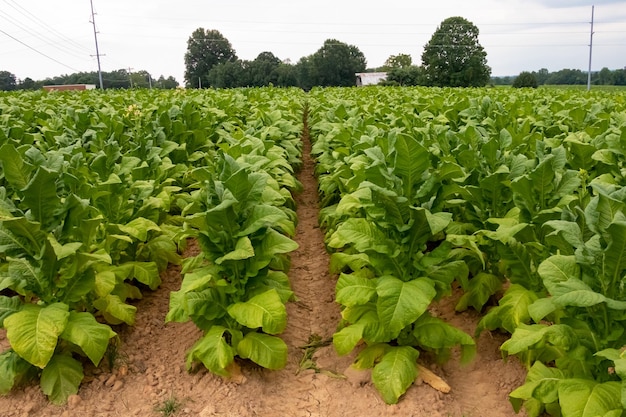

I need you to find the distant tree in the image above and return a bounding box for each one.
[295,56,316,90]
[184,28,237,88]
[490,75,513,86]
[534,68,550,85]
[207,60,247,88]
[0,70,17,91]
[106,69,133,89]
[130,70,152,88]
[274,63,299,87]
[614,69,626,86]
[156,75,179,89]
[382,54,413,71]
[421,17,491,87]
[383,66,424,86]
[246,52,282,87]
[545,68,586,85]
[309,39,367,87]
[596,67,614,85]
[18,77,37,90]
[512,71,538,88]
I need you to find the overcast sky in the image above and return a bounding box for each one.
[1,0,625,84]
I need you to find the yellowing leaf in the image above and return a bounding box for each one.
[5,303,69,368]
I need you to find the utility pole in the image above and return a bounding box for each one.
[587,5,595,91]
[90,0,104,90]
[127,67,134,88]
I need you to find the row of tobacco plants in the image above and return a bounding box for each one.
[0,88,305,403]
[309,86,626,415]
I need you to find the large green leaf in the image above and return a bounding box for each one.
[333,323,365,355]
[40,354,84,404]
[8,257,45,296]
[186,325,240,376]
[585,194,624,236]
[117,217,160,242]
[327,218,396,255]
[455,272,502,312]
[550,281,626,310]
[236,332,287,370]
[0,216,44,258]
[60,312,116,366]
[412,313,475,364]
[0,350,33,395]
[0,295,22,327]
[544,220,584,254]
[257,228,299,258]
[477,284,538,335]
[501,324,578,356]
[371,346,419,404]
[352,343,388,369]
[46,235,83,260]
[4,303,69,368]
[509,362,565,414]
[394,134,430,197]
[227,289,287,334]
[538,255,580,294]
[336,272,376,307]
[92,295,136,326]
[0,143,31,190]
[115,261,161,290]
[237,204,294,237]
[22,167,61,226]
[225,167,267,209]
[329,253,371,274]
[216,236,255,264]
[558,379,622,417]
[604,221,626,286]
[376,276,436,338]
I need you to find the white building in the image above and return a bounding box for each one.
[355,72,387,86]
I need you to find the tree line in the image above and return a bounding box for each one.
[12,16,623,91]
[492,67,626,87]
[0,69,179,91]
[184,17,491,89]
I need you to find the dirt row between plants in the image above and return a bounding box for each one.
[0,120,528,417]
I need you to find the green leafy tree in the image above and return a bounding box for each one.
[596,67,614,85]
[381,53,412,71]
[207,60,247,88]
[383,66,424,86]
[533,68,550,85]
[295,56,315,90]
[246,52,282,87]
[18,77,37,90]
[545,68,587,85]
[421,16,491,87]
[184,28,237,88]
[274,63,298,87]
[156,75,179,89]
[512,71,538,88]
[614,69,626,85]
[129,70,152,88]
[309,39,367,87]
[0,70,17,91]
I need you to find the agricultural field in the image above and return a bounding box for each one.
[1,86,626,416]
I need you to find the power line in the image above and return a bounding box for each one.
[0,28,83,72]
[1,0,92,55]
[0,10,90,61]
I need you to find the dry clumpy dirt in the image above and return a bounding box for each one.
[0,132,528,417]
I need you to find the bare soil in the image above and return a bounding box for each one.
[0,130,528,417]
